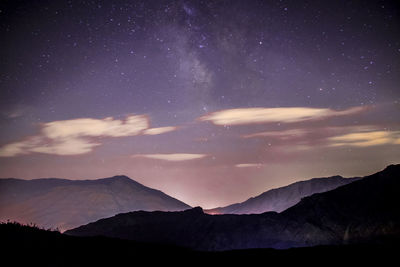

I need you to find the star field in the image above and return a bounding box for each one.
[0,0,399,208]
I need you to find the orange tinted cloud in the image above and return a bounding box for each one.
[328,130,400,147]
[0,115,177,157]
[199,106,365,126]
[242,129,308,139]
[143,126,177,135]
[42,115,148,139]
[135,153,208,161]
[235,163,262,168]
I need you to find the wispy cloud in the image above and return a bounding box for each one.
[42,115,149,139]
[0,115,177,157]
[242,129,308,139]
[235,163,262,168]
[199,106,365,126]
[240,125,400,152]
[0,135,102,157]
[143,126,177,135]
[134,153,208,161]
[32,137,101,156]
[328,130,400,147]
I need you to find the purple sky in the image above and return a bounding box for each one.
[0,0,399,208]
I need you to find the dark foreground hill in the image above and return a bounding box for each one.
[1,222,398,267]
[66,165,400,250]
[0,175,190,231]
[206,175,359,214]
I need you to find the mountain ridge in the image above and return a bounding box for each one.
[66,164,400,250]
[206,175,360,214]
[0,175,191,231]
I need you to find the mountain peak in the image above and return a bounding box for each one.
[110,175,132,181]
[328,175,343,179]
[0,175,191,231]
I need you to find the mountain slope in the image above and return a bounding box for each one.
[206,176,359,214]
[0,175,190,231]
[66,165,400,250]
[281,164,400,245]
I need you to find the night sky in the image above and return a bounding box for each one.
[0,0,399,208]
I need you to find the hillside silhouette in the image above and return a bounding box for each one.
[66,165,400,250]
[2,221,398,266]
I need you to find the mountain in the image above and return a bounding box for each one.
[2,222,398,267]
[0,175,191,231]
[66,164,400,250]
[206,175,360,214]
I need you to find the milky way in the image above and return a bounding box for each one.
[0,0,399,208]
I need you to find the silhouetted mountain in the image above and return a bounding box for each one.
[0,175,190,231]
[66,165,400,250]
[206,175,359,214]
[2,222,398,267]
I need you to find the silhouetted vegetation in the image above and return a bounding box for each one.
[1,220,60,232]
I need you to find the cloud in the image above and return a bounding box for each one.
[235,163,262,168]
[134,153,208,161]
[42,115,148,139]
[242,125,400,150]
[143,126,177,135]
[242,129,308,139]
[328,130,400,147]
[0,139,35,157]
[30,137,101,156]
[199,106,365,126]
[0,115,177,157]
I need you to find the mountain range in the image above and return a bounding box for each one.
[0,175,190,231]
[66,164,400,250]
[206,175,359,214]
[0,173,361,231]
